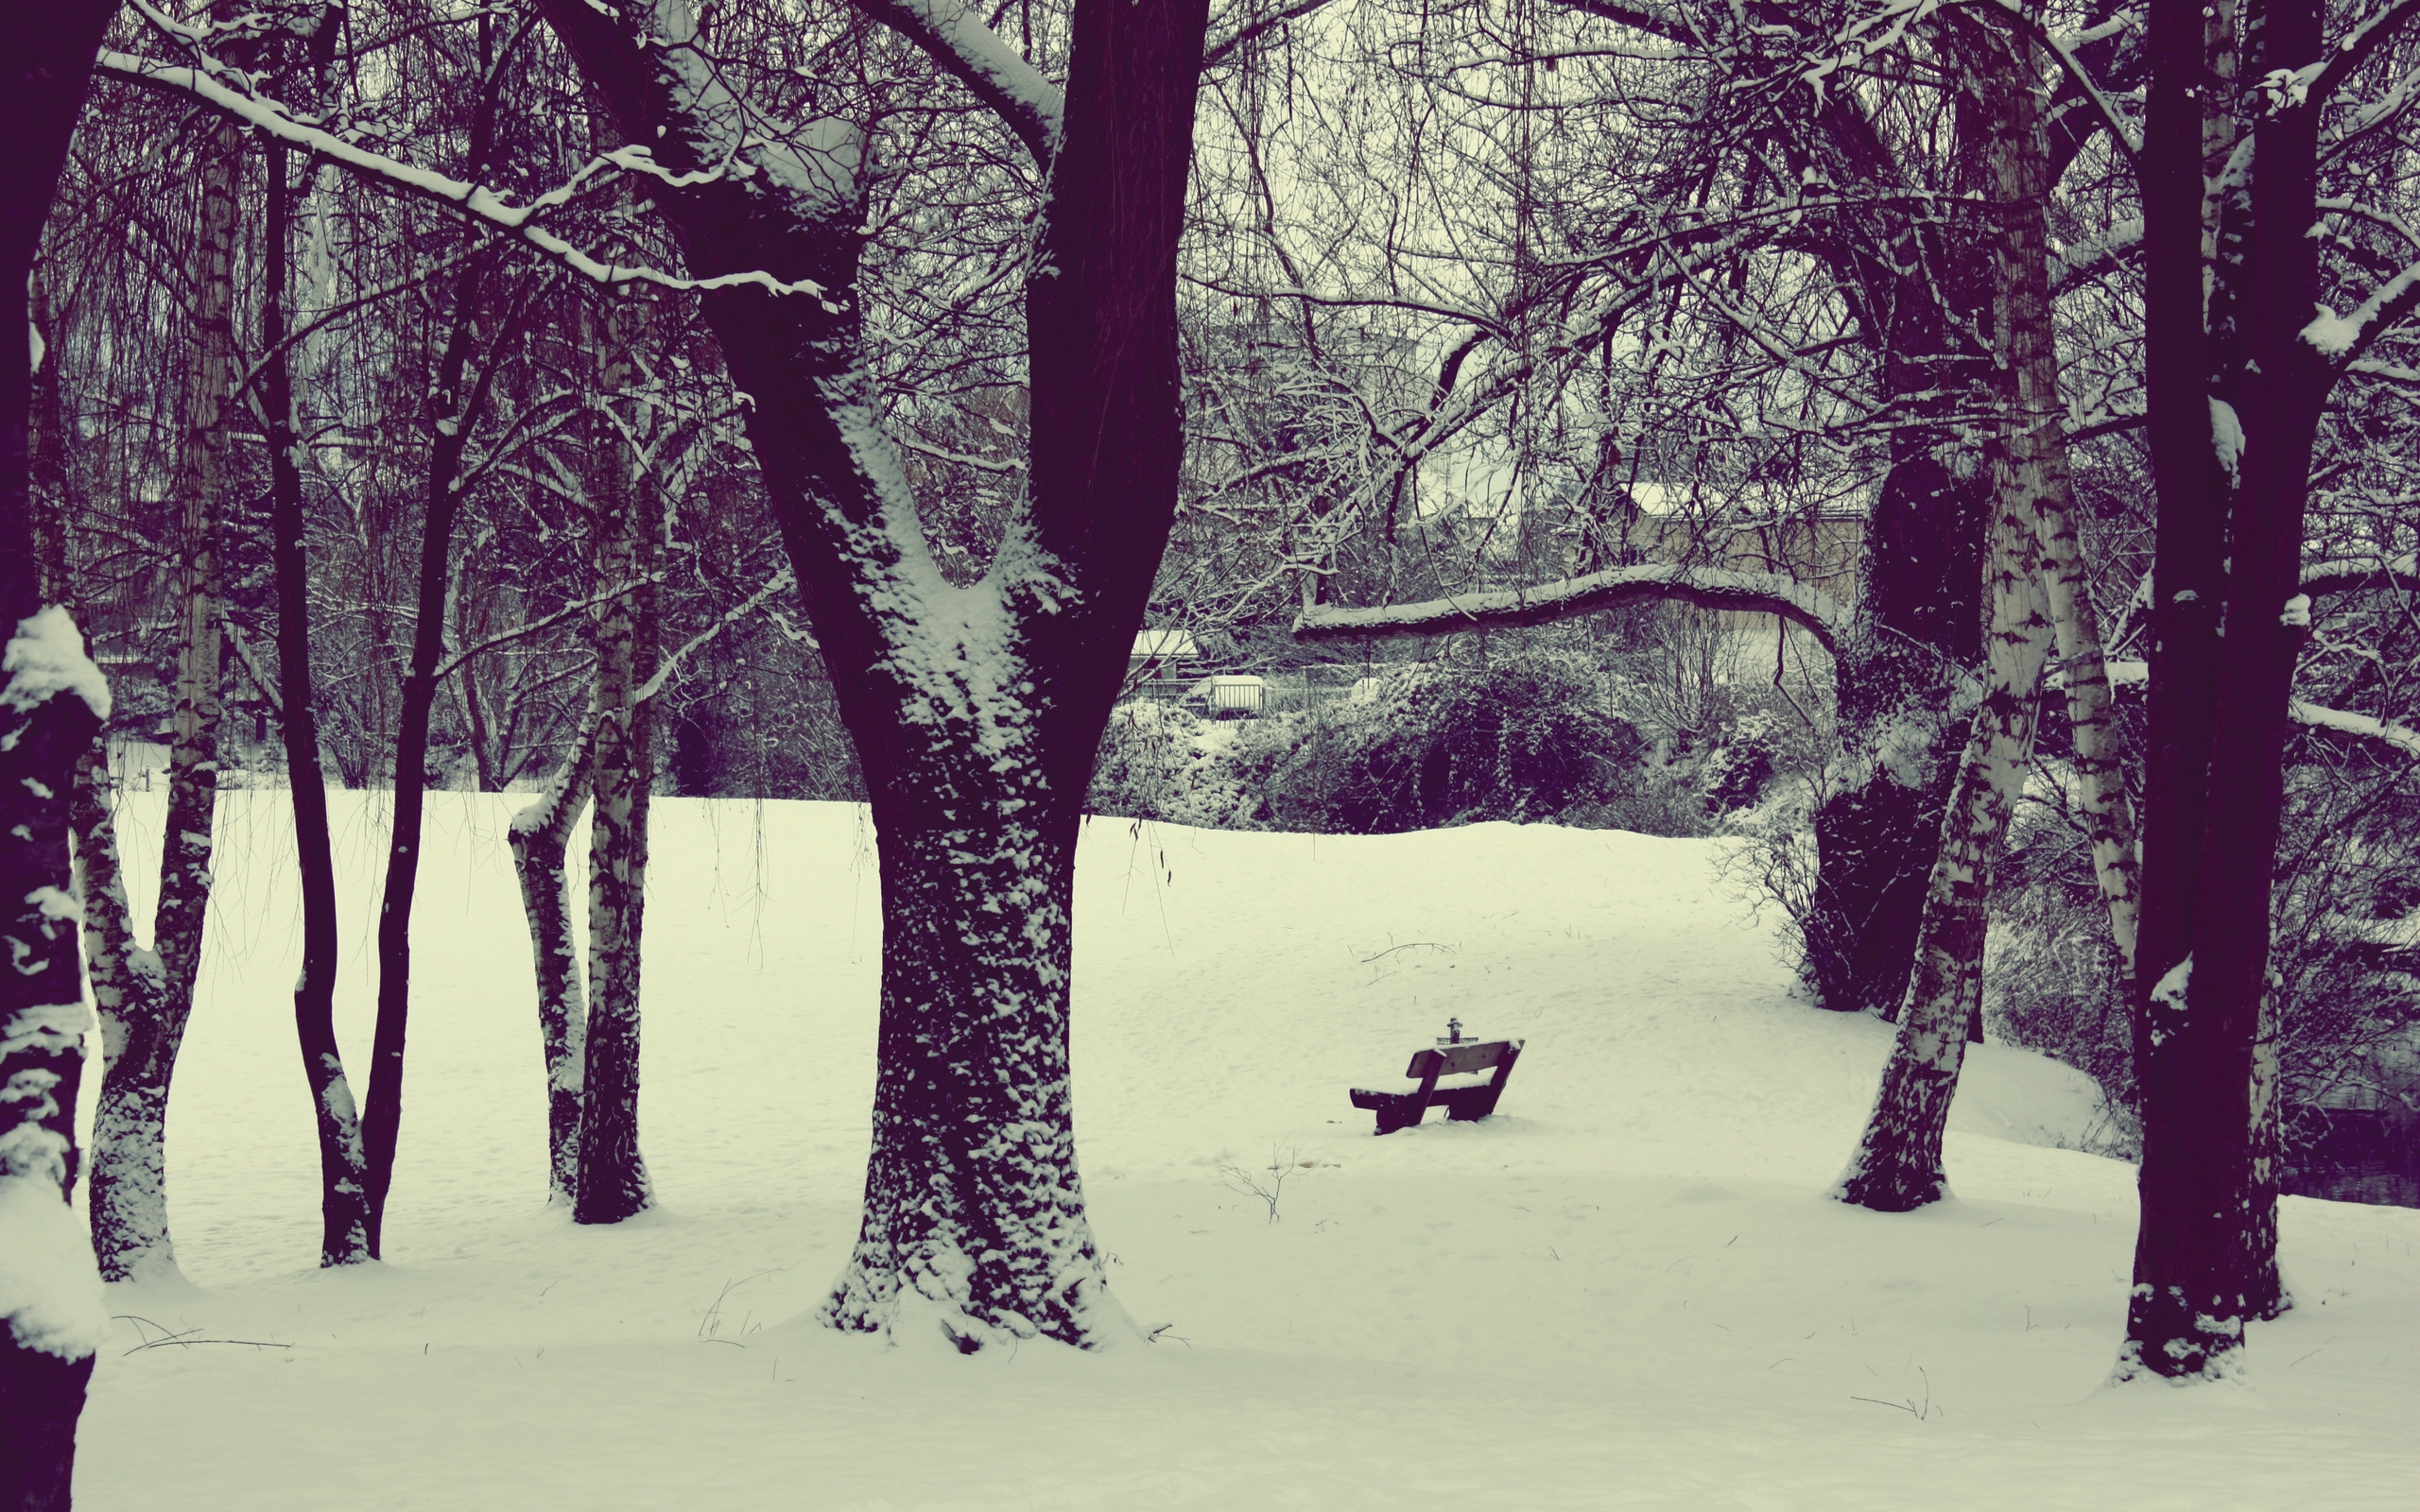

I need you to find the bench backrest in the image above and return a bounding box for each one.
[1405,1040,1518,1078]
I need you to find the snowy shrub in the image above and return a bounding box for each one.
[1259,657,1648,833]
[1984,799,2140,1156]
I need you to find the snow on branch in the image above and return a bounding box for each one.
[1294,562,1855,654]
[854,0,1063,164]
[1990,0,2140,163]
[2291,700,2420,759]
[2301,552,2419,597]
[635,569,798,704]
[94,50,833,303]
[2304,252,2420,363]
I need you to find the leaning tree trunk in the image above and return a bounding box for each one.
[86,109,243,1281]
[575,305,659,1227]
[510,704,599,1207]
[1,2,117,1501]
[1836,6,2062,1209]
[263,131,372,1267]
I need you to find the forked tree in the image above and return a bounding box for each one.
[534,0,1213,1346]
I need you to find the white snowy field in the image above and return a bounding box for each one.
[68,792,2420,1510]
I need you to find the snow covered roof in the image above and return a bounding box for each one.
[1131,629,1197,660]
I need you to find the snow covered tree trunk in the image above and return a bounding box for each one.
[2,3,116,1500]
[263,132,372,1267]
[86,110,244,1281]
[1837,7,2065,1209]
[71,748,172,1281]
[510,706,598,1208]
[537,0,1208,1346]
[0,615,110,1512]
[576,312,657,1227]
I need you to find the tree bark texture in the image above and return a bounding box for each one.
[85,112,244,1282]
[264,134,372,1267]
[71,748,171,1282]
[576,306,658,1227]
[2125,0,2322,1381]
[2,1,118,1500]
[1837,9,2062,1210]
[0,644,106,1511]
[510,705,598,1207]
[539,0,1209,1347]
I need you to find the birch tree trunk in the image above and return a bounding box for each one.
[71,748,169,1280]
[263,129,372,1267]
[510,706,598,1207]
[86,111,242,1280]
[2033,490,2138,971]
[1836,7,2062,1211]
[576,313,658,1225]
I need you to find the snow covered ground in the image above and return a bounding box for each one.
[72,794,2420,1509]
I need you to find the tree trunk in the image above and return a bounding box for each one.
[576,304,658,1227]
[362,254,505,1256]
[2034,487,2138,971]
[263,133,372,1267]
[2124,0,2322,1381]
[1,0,117,1498]
[72,747,170,1280]
[0,627,106,1500]
[86,111,243,1281]
[1837,7,2063,1209]
[540,0,1208,1345]
[820,789,1097,1350]
[510,706,599,1207]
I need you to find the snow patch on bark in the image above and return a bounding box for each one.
[2208,399,2244,486]
[0,1175,108,1359]
[2,608,112,722]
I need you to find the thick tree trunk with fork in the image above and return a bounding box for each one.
[539,0,1211,1346]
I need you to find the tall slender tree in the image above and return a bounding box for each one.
[84,83,244,1284]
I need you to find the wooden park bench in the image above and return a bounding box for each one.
[1348,1019,1524,1135]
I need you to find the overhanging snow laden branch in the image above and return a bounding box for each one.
[1293,563,1856,655]
[94,50,833,303]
